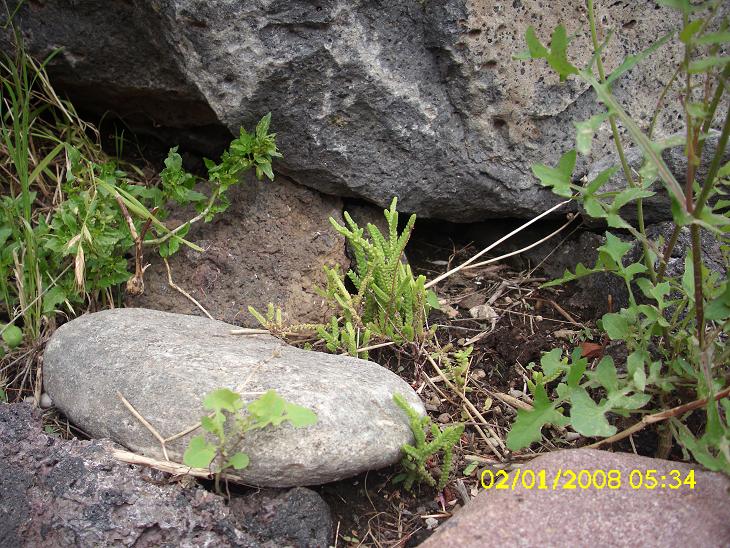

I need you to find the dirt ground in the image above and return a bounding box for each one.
[308,219,628,547]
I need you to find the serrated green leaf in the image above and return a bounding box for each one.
[183,435,217,468]
[602,312,630,340]
[540,348,565,379]
[532,149,577,197]
[525,26,549,59]
[599,232,631,264]
[42,285,68,315]
[569,387,617,437]
[627,350,649,388]
[575,113,609,154]
[594,356,618,392]
[248,389,287,427]
[506,382,567,450]
[547,25,579,81]
[706,282,730,320]
[200,414,224,437]
[283,401,318,427]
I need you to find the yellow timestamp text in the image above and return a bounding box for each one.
[480,468,696,490]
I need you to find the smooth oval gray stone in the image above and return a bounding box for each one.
[44,308,425,487]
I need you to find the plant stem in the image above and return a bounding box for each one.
[694,101,730,217]
[587,384,730,448]
[587,0,656,283]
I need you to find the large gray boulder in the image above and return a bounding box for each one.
[4,0,705,221]
[43,308,425,487]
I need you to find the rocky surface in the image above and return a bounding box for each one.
[43,308,425,487]
[6,0,714,221]
[0,403,333,547]
[229,488,333,548]
[420,448,730,547]
[127,175,348,327]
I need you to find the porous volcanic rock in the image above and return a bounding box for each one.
[126,175,349,328]
[0,403,333,547]
[6,0,720,221]
[43,308,425,487]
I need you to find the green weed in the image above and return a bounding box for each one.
[508,0,730,473]
[0,42,280,398]
[393,393,464,491]
[183,387,317,494]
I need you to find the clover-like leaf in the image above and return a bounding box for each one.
[2,324,23,349]
[226,451,250,470]
[248,389,287,428]
[203,388,243,413]
[183,435,217,468]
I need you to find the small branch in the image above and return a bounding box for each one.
[425,200,571,289]
[230,328,272,335]
[163,258,213,320]
[117,391,170,461]
[587,386,730,449]
[111,449,253,486]
[143,189,220,247]
[357,340,397,353]
[425,353,505,459]
[463,216,576,271]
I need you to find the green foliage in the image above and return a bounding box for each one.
[318,198,437,356]
[509,1,729,472]
[507,349,653,450]
[0,41,281,398]
[432,344,474,394]
[393,394,464,491]
[247,302,322,339]
[183,388,316,493]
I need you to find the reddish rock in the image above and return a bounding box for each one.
[127,175,348,327]
[420,449,730,547]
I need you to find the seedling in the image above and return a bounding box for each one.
[183,388,317,494]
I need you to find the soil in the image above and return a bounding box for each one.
[305,219,614,546]
[21,128,685,546]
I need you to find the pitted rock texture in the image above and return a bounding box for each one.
[0,403,333,547]
[43,308,426,487]
[6,0,721,221]
[126,175,348,328]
